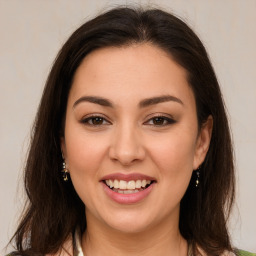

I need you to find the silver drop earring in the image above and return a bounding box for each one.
[62,160,69,182]
[195,168,200,188]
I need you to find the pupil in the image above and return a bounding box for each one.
[153,117,164,125]
[92,117,103,125]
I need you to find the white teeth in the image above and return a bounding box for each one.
[123,190,131,194]
[113,180,119,189]
[119,180,127,189]
[105,179,152,190]
[113,189,140,194]
[109,180,113,188]
[135,180,141,188]
[127,180,136,189]
[141,180,147,187]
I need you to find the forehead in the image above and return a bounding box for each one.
[69,43,195,108]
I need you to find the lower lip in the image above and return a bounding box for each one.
[102,182,154,204]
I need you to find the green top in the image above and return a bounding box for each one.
[238,250,256,256]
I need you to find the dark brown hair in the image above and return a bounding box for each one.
[11,7,235,256]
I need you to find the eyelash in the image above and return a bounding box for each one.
[81,115,111,126]
[80,115,176,127]
[144,115,176,126]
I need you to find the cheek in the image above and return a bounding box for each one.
[64,125,109,199]
[139,132,196,221]
[64,131,108,208]
[149,131,197,172]
[147,129,197,198]
[65,123,107,170]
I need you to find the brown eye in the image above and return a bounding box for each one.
[145,116,176,126]
[152,117,166,125]
[91,117,104,125]
[81,116,110,126]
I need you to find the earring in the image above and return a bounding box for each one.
[62,160,69,182]
[195,168,200,188]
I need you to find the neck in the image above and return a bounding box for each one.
[82,212,188,256]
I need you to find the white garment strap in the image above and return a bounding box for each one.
[74,229,84,256]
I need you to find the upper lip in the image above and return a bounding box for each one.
[101,173,156,182]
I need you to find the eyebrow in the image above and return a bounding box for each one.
[73,95,183,108]
[73,96,113,108]
[139,95,184,107]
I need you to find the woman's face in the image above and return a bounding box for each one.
[62,43,212,234]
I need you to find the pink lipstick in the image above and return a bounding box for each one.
[101,173,156,204]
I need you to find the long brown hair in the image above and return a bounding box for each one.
[10,7,235,256]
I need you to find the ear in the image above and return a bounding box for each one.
[193,116,213,169]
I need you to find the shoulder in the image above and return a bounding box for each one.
[197,247,255,256]
[236,250,256,256]
[6,235,74,256]
[222,250,256,256]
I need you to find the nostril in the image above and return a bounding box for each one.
[108,137,146,165]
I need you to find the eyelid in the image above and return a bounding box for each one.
[143,114,176,126]
[79,113,176,127]
[80,114,112,125]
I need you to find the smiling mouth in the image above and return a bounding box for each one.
[104,179,155,194]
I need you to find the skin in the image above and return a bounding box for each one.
[61,43,212,256]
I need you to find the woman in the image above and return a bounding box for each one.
[8,7,255,256]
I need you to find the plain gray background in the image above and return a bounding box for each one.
[1,0,255,254]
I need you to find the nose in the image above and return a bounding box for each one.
[108,124,146,166]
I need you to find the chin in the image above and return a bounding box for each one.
[99,209,157,234]
[108,220,151,234]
